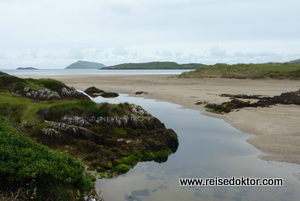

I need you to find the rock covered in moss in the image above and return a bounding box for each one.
[36,102,179,173]
[100,92,119,98]
[84,86,119,98]
[84,86,104,95]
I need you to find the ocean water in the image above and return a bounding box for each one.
[1,68,192,76]
[3,69,300,200]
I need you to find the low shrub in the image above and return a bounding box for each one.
[0,103,26,122]
[0,116,95,200]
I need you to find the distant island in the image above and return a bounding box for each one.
[16,67,38,70]
[65,60,105,69]
[101,61,206,69]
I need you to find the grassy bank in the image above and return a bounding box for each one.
[178,63,300,79]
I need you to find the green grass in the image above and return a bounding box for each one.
[178,63,300,79]
[38,78,67,91]
[0,75,70,94]
[113,127,127,135]
[0,94,75,125]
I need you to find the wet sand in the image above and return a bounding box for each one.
[21,74,300,164]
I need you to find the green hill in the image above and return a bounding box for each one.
[102,61,206,69]
[178,63,300,79]
[289,58,300,63]
[65,60,105,69]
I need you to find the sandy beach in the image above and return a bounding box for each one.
[21,74,300,164]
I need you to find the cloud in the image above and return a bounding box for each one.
[0,53,7,60]
[112,46,129,56]
[234,51,278,59]
[0,0,299,68]
[66,48,85,60]
[210,46,227,57]
[30,50,39,59]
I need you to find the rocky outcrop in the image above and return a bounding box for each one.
[100,92,119,98]
[62,116,92,127]
[59,87,89,99]
[41,121,103,143]
[88,104,152,128]
[84,86,119,98]
[205,89,300,113]
[84,86,104,95]
[135,91,148,95]
[0,73,178,176]
[220,94,269,99]
[130,104,150,116]
[265,90,300,105]
[90,115,138,128]
[23,87,61,100]
[36,103,179,172]
[22,87,89,100]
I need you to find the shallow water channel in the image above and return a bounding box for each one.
[91,94,300,201]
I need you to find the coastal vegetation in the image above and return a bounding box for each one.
[179,63,300,79]
[0,115,95,200]
[102,61,206,69]
[0,73,178,200]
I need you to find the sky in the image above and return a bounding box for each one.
[0,0,299,69]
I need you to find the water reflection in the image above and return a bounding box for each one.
[125,189,150,201]
[92,94,300,201]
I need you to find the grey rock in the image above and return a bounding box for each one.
[62,116,92,127]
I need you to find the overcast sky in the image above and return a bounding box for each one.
[0,0,299,69]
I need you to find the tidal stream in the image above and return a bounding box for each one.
[92,94,300,201]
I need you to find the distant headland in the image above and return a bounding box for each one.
[64,58,300,70]
[64,60,206,70]
[101,61,206,69]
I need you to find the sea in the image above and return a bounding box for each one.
[3,68,300,200]
[1,68,191,76]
